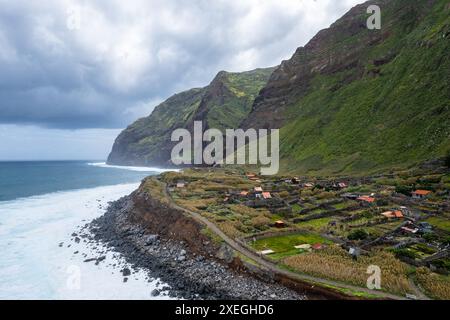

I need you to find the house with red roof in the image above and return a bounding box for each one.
[381,210,404,219]
[357,196,376,204]
[411,190,432,199]
[312,243,324,250]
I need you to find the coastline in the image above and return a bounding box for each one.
[0,182,171,299]
[84,190,306,300]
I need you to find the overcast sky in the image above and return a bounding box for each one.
[0,0,364,160]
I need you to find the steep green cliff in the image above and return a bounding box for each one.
[243,0,450,174]
[107,68,274,167]
[109,0,449,174]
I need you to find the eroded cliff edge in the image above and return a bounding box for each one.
[87,177,309,299]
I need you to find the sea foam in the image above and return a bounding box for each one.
[87,162,179,173]
[0,183,173,300]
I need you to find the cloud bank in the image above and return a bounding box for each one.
[0,0,364,130]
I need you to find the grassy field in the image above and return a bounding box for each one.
[426,216,450,232]
[250,232,332,261]
[284,246,413,295]
[160,166,450,298]
[296,217,333,232]
[416,268,450,300]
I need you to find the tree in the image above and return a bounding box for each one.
[348,229,369,241]
[445,149,450,168]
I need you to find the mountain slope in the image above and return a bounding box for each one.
[107,67,274,167]
[243,0,450,174]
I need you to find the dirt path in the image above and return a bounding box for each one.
[162,183,413,300]
[408,276,431,300]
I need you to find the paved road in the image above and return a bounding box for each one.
[163,183,413,300]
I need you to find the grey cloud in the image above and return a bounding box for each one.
[0,0,364,129]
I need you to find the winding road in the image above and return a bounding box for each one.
[162,183,424,300]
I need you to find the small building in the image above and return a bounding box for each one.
[381,210,404,219]
[401,226,419,234]
[304,183,314,188]
[176,182,186,188]
[312,243,324,250]
[400,206,411,215]
[357,196,376,204]
[418,222,433,234]
[274,220,286,228]
[259,249,275,255]
[291,177,300,184]
[338,182,348,189]
[240,191,249,197]
[349,247,361,257]
[411,190,432,199]
[295,244,312,250]
[342,193,359,200]
[262,192,272,199]
[254,186,263,193]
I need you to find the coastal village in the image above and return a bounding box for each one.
[159,162,450,299]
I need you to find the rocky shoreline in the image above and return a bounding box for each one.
[77,195,305,300]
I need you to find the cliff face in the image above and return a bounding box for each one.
[109,0,449,174]
[107,68,274,167]
[107,88,205,167]
[126,180,219,256]
[243,0,450,174]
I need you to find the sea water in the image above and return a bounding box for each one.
[0,161,176,299]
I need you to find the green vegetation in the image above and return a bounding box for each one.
[348,229,369,241]
[392,248,419,260]
[284,246,413,295]
[445,149,450,168]
[107,67,274,166]
[200,227,224,246]
[164,167,449,298]
[296,217,332,231]
[205,68,276,131]
[142,177,169,205]
[251,232,331,253]
[427,216,450,232]
[273,0,450,175]
[416,267,450,299]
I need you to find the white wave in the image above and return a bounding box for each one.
[0,184,175,300]
[88,162,179,173]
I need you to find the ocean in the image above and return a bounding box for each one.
[0,161,176,300]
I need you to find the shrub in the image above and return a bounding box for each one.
[423,233,438,242]
[284,246,412,295]
[445,150,450,168]
[301,190,314,197]
[431,259,450,272]
[395,185,413,196]
[392,248,418,260]
[278,191,290,198]
[442,236,450,246]
[348,229,369,240]
[316,191,335,200]
[250,216,272,230]
[376,199,389,206]
[416,267,450,299]
[217,221,243,238]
